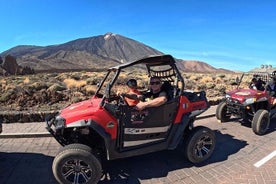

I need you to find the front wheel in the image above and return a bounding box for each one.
[184,126,216,164]
[252,109,270,135]
[52,143,102,184]
[216,101,231,122]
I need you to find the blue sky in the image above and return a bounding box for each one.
[0,0,275,72]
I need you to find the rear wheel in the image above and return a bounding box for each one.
[216,101,231,122]
[184,126,216,164]
[52,143,102,184]
[252,109,270,135]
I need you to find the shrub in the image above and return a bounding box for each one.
[0,89,15,102]
[63,78,87,88]
[215,78,223,84]
[189,75,201,81]
[23,77,30,84]
[84,85,97,95]
[47,83,66,93]
[29,82,48,91]
[200,76,213,83]
[214,84,226,93]
[206,82,216,89]
[184,80,196,90]
[197,83,206,91]
[218,74,226,78]
[86,77,99,85]
[71,73,81,80]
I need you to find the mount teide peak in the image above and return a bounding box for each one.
[0,33,232,73]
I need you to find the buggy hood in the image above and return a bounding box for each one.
[227,88,267,103]
[59,97,102,121]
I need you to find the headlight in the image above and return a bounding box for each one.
[244,98,256,104]
[55,115,65,129]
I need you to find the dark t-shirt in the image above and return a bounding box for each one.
[143,90,167,101]
[266,84,276,97]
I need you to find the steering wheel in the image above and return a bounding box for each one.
[117,94,128,105]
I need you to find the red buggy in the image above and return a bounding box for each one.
[46,55,216,184]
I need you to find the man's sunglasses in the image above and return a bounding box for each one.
[150,81,161,85]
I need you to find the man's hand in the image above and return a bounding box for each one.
[134,101,147,111]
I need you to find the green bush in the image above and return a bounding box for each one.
[86,77,99,85]
[29,82,49,91]
[0,89,15,102]
[214,84,226,93]
[206,82,216,89]
[47,83,66,93]
[218,74,226,78]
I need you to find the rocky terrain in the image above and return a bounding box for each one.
[0,70,241,123]
[0,32,241,123]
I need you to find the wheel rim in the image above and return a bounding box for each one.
[194,135,213,158]
[61,159,92,184]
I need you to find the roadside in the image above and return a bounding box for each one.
[0,105,217,138]
[1,105,275,184]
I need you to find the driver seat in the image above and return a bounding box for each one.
[161,81,175,101]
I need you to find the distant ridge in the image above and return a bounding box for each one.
[0,33,234,73]
[249,67,276,74]
[176,59,233,73]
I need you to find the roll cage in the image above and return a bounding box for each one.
[95,55,185,106]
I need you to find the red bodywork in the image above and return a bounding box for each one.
[174,95,209,123]
[59,93,209,140]
[60,96,118,139]
[227,88,271,104]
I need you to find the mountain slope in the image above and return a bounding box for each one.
[176,59,233,73]
[1,32,233,73]
[1,33,163,71]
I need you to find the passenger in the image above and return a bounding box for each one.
[250,78,265,91]
[135,76,167,111]
[266,77,276,106]
[249,78,258,90]
[122,79,142,106]
[257,78,266,91]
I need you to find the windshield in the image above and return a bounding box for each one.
[233,72,270,90]
[95,64,149,99]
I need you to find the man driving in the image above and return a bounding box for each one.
[135,76,167,110]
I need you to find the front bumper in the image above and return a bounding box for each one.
[225,99,254,120]
[46,114,68,146]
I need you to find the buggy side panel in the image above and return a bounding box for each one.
[118,99,179,149]
[174,92,209,123]
[106,112,191,160]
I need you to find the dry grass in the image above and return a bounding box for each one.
[23,77,30,84]
[63,78,87,89]
[0,71,251,111]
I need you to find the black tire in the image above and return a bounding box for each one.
[184,126,216,164]
[216,101,231,122]
[52,143,102,184]
[252,109,270,135]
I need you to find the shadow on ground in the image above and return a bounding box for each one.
[236,115,276,135]
[0,130,249,184]
[0,152,57,184]
[99,130,248,184]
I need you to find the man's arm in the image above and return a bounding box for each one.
[135,92,167,110]
[124,93,144,101]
